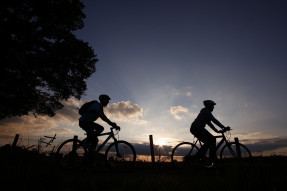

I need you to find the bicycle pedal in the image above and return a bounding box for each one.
[204,160,214,168]
[205,163,214,168]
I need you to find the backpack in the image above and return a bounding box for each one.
[78,100,97,115]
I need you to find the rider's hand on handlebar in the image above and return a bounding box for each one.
[111,122,120,130]
[111,122,117,127]
[112,124,120,131]
[115,126,121,131]
[224,126,231,131]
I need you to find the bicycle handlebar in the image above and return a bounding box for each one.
[225,126,231,131]
[219,126,232,134]
[110,126,121,131]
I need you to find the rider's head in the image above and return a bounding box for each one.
[203,100,216,111]
[99,94,111,107]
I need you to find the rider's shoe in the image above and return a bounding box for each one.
[204,160,214,168]
[201,158,214,168]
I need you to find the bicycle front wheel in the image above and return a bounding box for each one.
[171,142,199,163]
[105,141,136,168]
[56,139,87,169]
[220,142,252,160]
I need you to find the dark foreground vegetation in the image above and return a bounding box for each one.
[0,145,286,191]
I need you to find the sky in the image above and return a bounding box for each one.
[1,0,287,157]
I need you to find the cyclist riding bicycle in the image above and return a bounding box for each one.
[79,94,120,152]
[190,100,229,163]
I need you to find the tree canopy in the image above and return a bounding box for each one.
[0,0,98,119]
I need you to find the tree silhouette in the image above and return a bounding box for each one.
[0,0,98,119]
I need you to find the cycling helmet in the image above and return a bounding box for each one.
[203,100,216,107]
[99,94,111,102]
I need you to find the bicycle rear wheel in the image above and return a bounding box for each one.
[56,139,87,169]
[171,142,199,163]
[105,141,136,168]
[220,142,252,160]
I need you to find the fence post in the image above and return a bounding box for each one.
[72,135,78,153]
[234,137,241,159]
[12,134,19,148]
[149,135,155,163]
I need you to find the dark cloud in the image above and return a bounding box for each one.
[244,137,287,154]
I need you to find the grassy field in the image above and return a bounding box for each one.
[0,145,286,191]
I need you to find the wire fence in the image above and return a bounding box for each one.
[1,133,287,159]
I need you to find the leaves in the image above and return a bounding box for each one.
[0,0,98,119]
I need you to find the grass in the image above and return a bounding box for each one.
[0,145,286,191]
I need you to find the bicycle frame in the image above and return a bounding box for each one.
[92,128,118,153]
[215,134,227,152]
[193,132,230,153]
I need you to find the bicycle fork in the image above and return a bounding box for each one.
[223,137,242,159]
[113,137,122,158]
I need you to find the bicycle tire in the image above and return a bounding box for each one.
[171,142,199,163]
[56,139,87,169]
[220,142,252,160]
[105,140,136,168]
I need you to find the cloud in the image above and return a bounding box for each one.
[105,101,147,124]
[0,98,81,144]
[170,106,189,120]
[53,98,81,122]
[243,137,287,156]
[235,132,280,144]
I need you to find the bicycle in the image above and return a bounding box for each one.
[171,127,252,166]
[56,126,136,169]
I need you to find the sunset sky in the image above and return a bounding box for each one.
[1,0,287,156]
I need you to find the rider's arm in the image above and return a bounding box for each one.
[90,103,117,127]
[99,112,116,127]
[208,112,225,129]
[207,122,220,133]
[102,116,116,127]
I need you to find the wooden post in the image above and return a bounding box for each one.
[72,135,78,153]
[234,137,241,159]
[149,135,155,163]
[12,134,19,148]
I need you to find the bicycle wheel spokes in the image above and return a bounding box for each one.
[56,139,86,169]
[171,142,199,163]
[220,142,252,160]
[105,141,136,168]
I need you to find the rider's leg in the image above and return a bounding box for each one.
[200,130,217,161]
[192,135,208,159]
[79,121,96,159]
[207,137,217,162]
[190,124,210,159]
[195,129,216,161]
[92,123,104,135]
[89,123,104,147]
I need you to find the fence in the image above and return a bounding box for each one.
[7,133,159,162]
[5,133,287,160]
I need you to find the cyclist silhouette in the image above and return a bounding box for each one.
[190,100,228,163]
[79,94,119,153]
